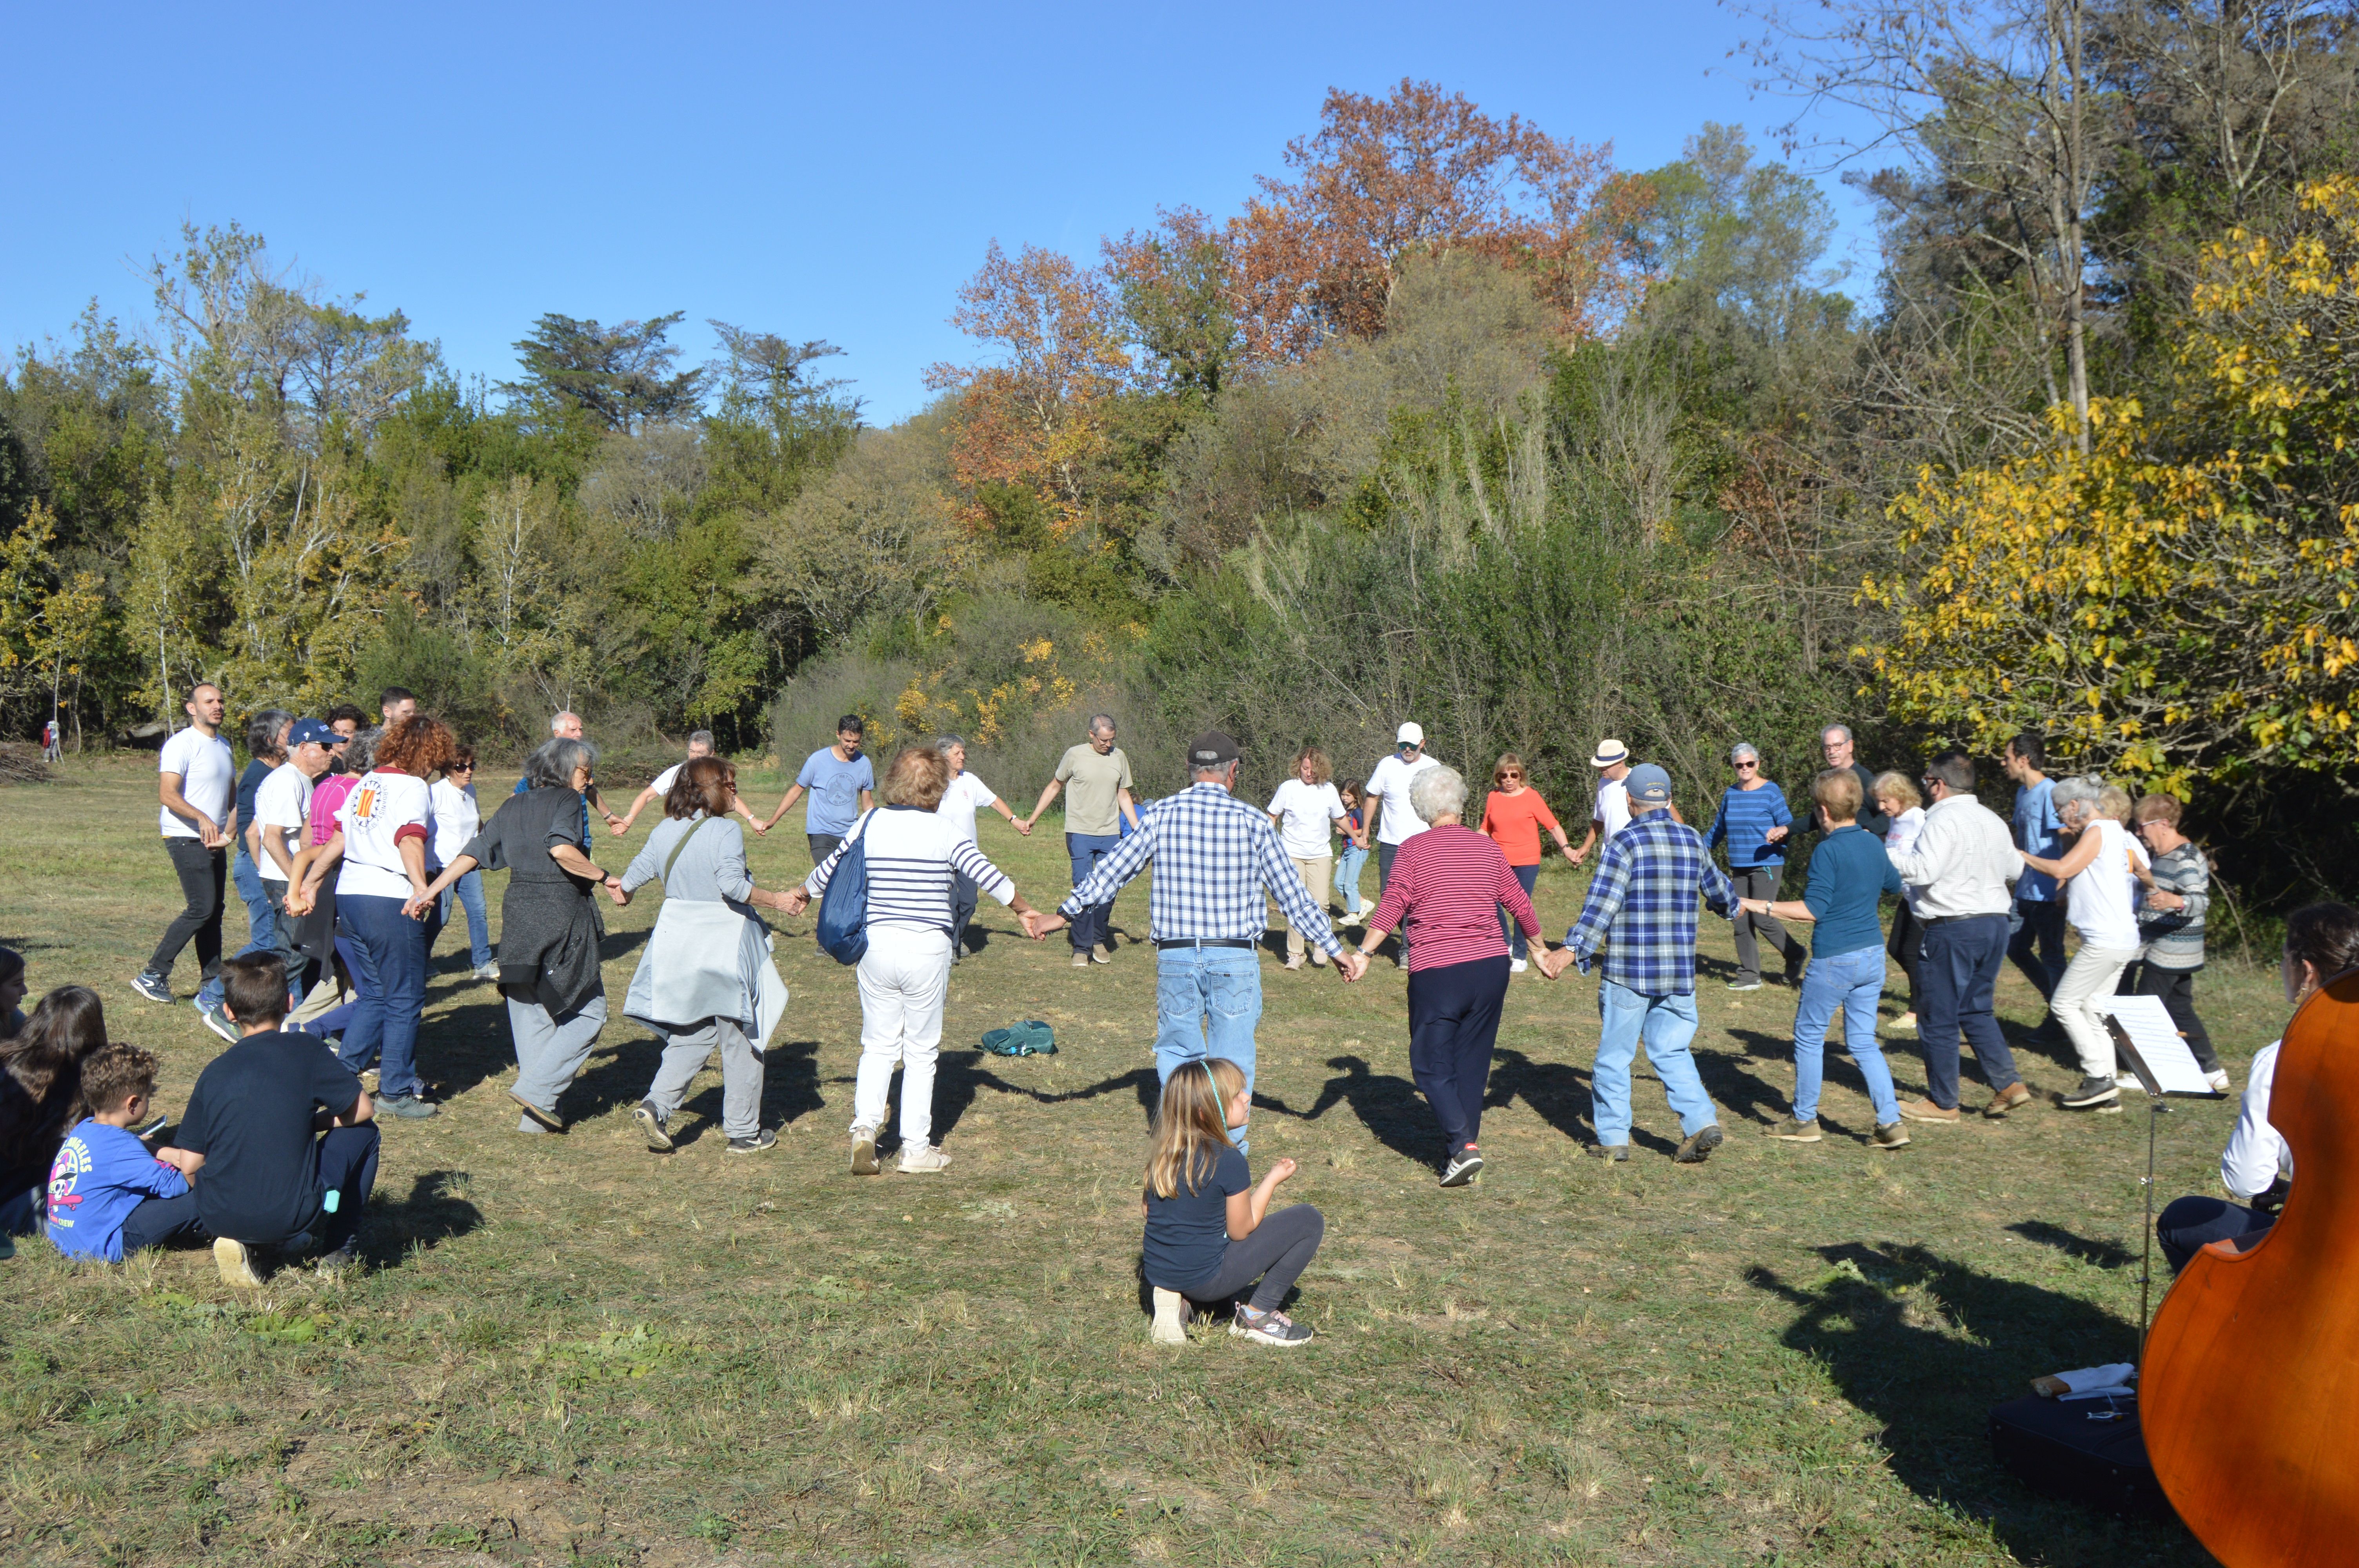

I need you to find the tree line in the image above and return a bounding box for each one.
[7,21,2359,903]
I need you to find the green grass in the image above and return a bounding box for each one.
[0,757,2252,1565]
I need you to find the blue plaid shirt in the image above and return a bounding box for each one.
[1061,782,1343,956]
[1565,812,1736,995]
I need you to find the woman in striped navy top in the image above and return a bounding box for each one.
[1349,766,1546,1187]
[789,747,1051,1176]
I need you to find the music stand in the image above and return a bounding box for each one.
[2094,996,2228,1363]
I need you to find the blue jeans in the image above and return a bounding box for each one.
[1336,843,1369,913]
[1066,832,1121,953]
[1497,863,1541,959]
[336,894,430,1100]
[1154,946,1263,1150]
[436,868,493,969]
[1921,913,2022,1109]
[198,850,280,1009]
[1592,980,1718,1145]
[1789,944,1900,1125]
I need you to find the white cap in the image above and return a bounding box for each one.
[1396,722,1424,745]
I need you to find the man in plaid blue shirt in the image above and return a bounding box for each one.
[1540,763,1735,1164]
[1043,731,1368,1151]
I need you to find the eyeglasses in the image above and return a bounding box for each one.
[1496,770,1522,781]
[1734,760,1759,770]
[450,764,475,773]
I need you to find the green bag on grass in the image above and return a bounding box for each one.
[980,1020,1056,1057]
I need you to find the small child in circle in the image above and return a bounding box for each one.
[1141,1058,1324,1347]
[45,1044,204,1261]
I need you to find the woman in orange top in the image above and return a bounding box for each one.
[1479,755,1577,972]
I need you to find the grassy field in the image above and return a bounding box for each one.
[0,756,2261,1566]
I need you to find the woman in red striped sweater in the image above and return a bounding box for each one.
[1350,766,1548,1186]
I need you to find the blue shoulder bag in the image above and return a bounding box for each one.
[814,809,875,965]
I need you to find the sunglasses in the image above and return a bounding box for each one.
[1496,769,1522,781]
[450,763,475,772]
[1735,760,1759,769]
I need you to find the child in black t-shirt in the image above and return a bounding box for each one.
[1141,1058,1324,1347]
[174,954,380,1287]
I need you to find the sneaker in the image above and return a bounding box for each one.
[1726,977,1763,992]
[1230,1305,1314,1347]
[898,1142,952,1173]
[633,1100,675,1152]
[1585,1142,1630,1163]
[2060,1075,2122,1110]
[194,1000,236,1043]
[727,1129,779,1155]
[1764,1117,1822,1143]
[1510,958,1528,974]
[1899,1097,1961,1124]
[214,1237,264,1289]
[1071,951,1090,968]
[473,962,500,981]
[2205,1069,2232,1094]
[130,971,174,1004]
[2116,1071,2150,1094]
[1674,1124,1725,1164]
[850,1126,879,1175]
[1984,1082,2034,1118]
[1150,1287,1190,1345]
[379,1093,440,1120]
[1872,1121,1912,1150]
[1894,1011,1919,1031]
[1090,950,1112,965]
[359,1068,381,1094]
[1439,1151,1484,1187]
[509,1089,565,1132]
[314,1243,361,1278]
[1283,957,1302,971]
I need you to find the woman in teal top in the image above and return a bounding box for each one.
[1735,768,1908,1150]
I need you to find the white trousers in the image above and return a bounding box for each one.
[2054,942,2138,1080]
[852,925,953,1146]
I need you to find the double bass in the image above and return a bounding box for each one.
[2143,969,2359,1563]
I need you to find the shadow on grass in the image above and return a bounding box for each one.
[2007,1221,2137,1270]
[1256,1054,1437,1167]
[1486,1046,1593,1145]
[1748,1242,2198,1559]
[367,1169,484,1265]
[418,998,523,1100]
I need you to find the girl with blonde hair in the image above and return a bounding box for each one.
[1142,1058,1323,1347]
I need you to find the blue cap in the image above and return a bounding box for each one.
[1625,762,1674,805]
[287,718,337,748]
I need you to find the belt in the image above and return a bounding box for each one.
[1155,938,1256,951]
[1923,912,2006,926]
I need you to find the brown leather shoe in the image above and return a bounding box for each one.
[1984,1082,2034,1118]
[1898,1097,1961,1124]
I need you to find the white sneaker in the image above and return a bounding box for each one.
[473,962,500,981]
[1150,1287,1189,1345]
[850,1126,879,1175]
[2205,1069,2232,1093]
[898,1142,951,1173]
[1510,958,1528,974]
[214,1237,264,1289]
[2115,1072,2150,1094]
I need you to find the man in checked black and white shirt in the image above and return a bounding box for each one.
[1038,731,1370,1152]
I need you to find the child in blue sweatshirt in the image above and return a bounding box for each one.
[45,1045,202,1261]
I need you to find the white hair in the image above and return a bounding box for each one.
[2050,774,2105,826]
[550,711,580,736]
[1408,765,1468,822]
[1822,724,1853,745]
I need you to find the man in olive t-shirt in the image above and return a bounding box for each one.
[1022,714,1141,965]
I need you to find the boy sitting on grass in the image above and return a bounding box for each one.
[176,953,380,1287]
[45,1044,205,1261]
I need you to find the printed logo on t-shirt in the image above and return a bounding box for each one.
[348,784,381,823]
[45,1137,94,1232]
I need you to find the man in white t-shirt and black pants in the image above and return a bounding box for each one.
[133,683,238,1008]
[250,719,338,1005]
[935,734,1029,962]
[1365,722,1444,967]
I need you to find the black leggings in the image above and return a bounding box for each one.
[2119,963,2220,1073]
[1177,1203,1325,1312]
[2156,1194,2274,1274]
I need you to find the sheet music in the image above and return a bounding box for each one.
[2092,994,2220,1096]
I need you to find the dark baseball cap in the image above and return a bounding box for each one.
[1188,730,1240,768]
[287,718,338,748]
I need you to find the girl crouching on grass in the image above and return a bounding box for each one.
[1143,1058,1324,1348]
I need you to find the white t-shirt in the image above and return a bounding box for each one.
[1367,753,1443,845]
[1267,778,1346,858]
[335,769,435,899]
[1594,777,1631,842]
[936,771,998,846]
[429,778,481,873]
[649,762,685,797]
[158,726,236,839]
[2065,817,2147,950]
[251,763,315,882]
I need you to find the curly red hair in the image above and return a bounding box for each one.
[374,714,459,776]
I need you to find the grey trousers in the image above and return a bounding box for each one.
[645,1016,764,1141]
[1730,866,1806,982]
[507,987,607,1131]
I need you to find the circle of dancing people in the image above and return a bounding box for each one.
[0,697,2320,1353]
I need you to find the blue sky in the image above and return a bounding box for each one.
[4,1,1882,424]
